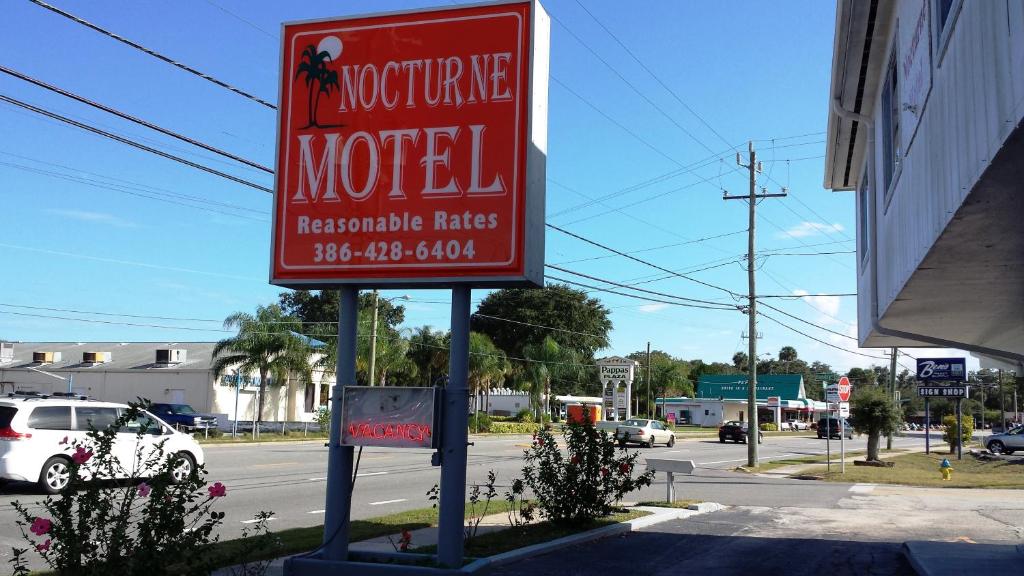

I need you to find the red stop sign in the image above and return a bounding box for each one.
[837,376,852,402]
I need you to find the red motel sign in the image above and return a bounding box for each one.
[271,1,549,287]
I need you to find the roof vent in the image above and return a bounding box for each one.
[82,351,111,364]
[155,349,187,366]
[32,351,62,364]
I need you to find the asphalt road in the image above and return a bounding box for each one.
[0,430,936,549]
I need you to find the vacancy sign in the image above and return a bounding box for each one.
[271,1,549,288]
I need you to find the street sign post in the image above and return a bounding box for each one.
[273,3,550,574]
[916,384,969,460]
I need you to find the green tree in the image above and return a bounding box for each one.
[942,414,975,453]
[212,305,310,424]
[279,290,405,330]
[778,346,798,363]
[471,284,611,363]
[850,386,902,461]
[467,332,508,422]
[847,366,878,387]
[522,336,579,419]
[628,350,692,416]
[407,326,450,386]
[731,352,749,372]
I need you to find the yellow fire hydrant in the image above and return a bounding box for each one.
[940,458,953,481]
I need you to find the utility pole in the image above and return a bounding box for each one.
[368,290,380,386]
[646,342,652,418]
[999,368,1006,431]
[724,141,786,467]
[887,347,897,450]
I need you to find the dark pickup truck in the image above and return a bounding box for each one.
[150,403,218,432]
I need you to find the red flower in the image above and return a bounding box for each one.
[208,482,227,498]
[30,517,51,536]
[570,455,580,465]
[619,463,631,474]
[36,539,51,552]
[600,467,609,477]
[399,528,413,552]
[71,446,93,465]
[58,436,68,445]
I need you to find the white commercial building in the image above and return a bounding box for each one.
[824,0,1023,371]
[0,342,331,423]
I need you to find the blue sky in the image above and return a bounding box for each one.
[0,0,973,373]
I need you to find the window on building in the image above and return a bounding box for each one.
[858,162,871,267]
[27,406,71,430]
[880,49,901,202]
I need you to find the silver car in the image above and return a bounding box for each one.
[615,419,675,448]
[986,425,1024,455]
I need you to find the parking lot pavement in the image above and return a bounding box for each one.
[490,507,911,576]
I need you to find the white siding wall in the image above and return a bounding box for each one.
[863,0,1024,320]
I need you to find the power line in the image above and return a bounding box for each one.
[544,274,735,311]
[0,94,273,193]
[570,0,733,150]
[28,0,276,110]
[756,293,857,298]
[0,65,273,174]
[471,313,606,340]
[545,223,740,297]
[545,264,738,309]
[549,229,747,265]
[757,301,856,341]
[757,311,890,361]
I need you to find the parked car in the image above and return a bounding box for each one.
[149,403,219,432]
[986,425,1024,455]
[816,417,854,440]
[0,395,204,494]
[718,421,763,444]
[615,419,675,448]
[596,420,620,435]
[787,419,810,431]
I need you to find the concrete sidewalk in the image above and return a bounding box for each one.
[903,540,1024,575]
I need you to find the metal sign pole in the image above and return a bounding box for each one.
[438,286,471,568]
[840,411,845,474]
[924,398,930,454]
[323,287,357,561]
[826,411,831,472]
[956,396,963,461]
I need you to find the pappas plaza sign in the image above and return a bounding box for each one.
[271,1,549,287]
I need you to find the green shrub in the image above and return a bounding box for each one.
[470,412,492,433]
[515,408,534,423]
[314,407,331,434]
[942,414,974,452]
[522,417,653,525]
[759,423,778,431]
[490,422,543,434]
[490,415,514,422]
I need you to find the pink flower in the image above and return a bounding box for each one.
[58,436,68,445]
[208,482,227,498]
[399,528,412,551]
[30,517,51,537]
[36,539,51,552]
[136,482,151,497]
[71,446,93,465]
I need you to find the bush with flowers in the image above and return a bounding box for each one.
[521,414,653,526]
[8,401,273,576]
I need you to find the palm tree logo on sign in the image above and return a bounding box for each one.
[295,36,342,129]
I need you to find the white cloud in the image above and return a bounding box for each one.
[778,221,844,239]
[638,303,669,313]
[47,209,137,228]
[792,289,841,322]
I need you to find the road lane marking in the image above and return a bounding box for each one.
[357,471,388,477]
[309,477,327,481]
[308,510,325,514]
[241,517,276,524]
[849,484,875,493]
[700,453,802,466]
[369,499,407,506]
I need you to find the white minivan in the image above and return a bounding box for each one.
[0,395,205,494]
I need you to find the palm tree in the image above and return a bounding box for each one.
[468,332,507,413]
[295,45,339,128]
[522,336,576,420]
[408,326,449,386]
[212,305,310,425]
[778,346,798,374]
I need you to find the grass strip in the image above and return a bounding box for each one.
[412,509,650,558]
[806,451,1024,488]
[634,499,701,509]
